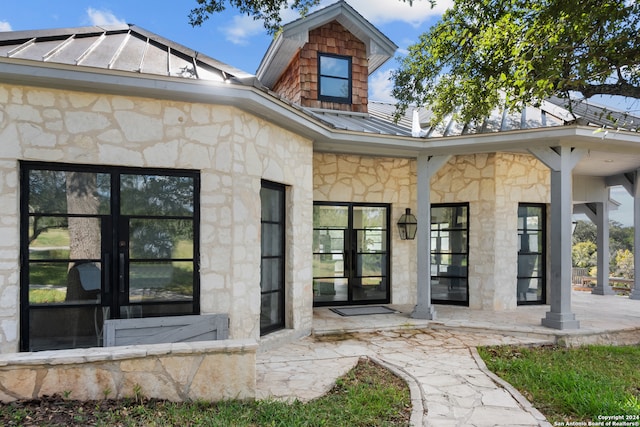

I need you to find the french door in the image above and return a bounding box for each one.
[312,203,390,306]
[20,163,199,351]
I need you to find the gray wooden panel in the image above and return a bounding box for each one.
[104,314,229,347]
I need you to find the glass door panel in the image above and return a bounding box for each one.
[260,182,286,335]
[430,204,469,305]
[313,203,390,306]
[517,204,546,304]
[21,164,199,351]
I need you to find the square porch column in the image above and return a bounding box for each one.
[412,154,450,319]
[530,146,585,329]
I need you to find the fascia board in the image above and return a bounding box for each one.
[3,58,640,160]
[315,126,640,158]
[0,57,332,141]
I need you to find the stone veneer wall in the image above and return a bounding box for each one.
[314,152,550,310]
[0,340,257,402]
[313,153,417,304]
[272,21,368,113]
[431,153,550,310]
[0,83,314,353]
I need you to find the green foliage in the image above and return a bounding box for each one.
[189,0,429,35]
[571,241,596,269]
[392,0,640,125]
[613,249,634,279]
[479,344,640,423]
[0,359,410,426]
[571,219,634,274]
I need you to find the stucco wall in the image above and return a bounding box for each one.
[0,84,314,353]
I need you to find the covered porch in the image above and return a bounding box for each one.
[313,290,640,346]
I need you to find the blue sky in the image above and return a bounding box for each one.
[1,0,635,225]
[0,0,452,103]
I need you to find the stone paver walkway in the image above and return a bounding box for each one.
[257,329,552,426]
[257,293,640,426]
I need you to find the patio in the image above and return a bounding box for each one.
[312,290,640,346]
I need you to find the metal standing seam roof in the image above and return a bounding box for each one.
[0,24,257,86]
[2,24,639,140]
[307,98,640,139]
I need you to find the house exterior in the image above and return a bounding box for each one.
[0,0,639,401]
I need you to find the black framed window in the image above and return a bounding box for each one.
[20,162,200,351]
[318,53,352,104]
[430,203,469,306]
[312,203,390,306]
[517,204,546,305]
[260,181,286,335]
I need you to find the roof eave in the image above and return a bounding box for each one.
[256,1,397,87]
[4,57,640,163]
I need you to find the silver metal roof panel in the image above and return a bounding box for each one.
[0,24,257,86]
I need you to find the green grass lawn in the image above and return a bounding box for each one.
[0,358,411,426]
[478,344,640,424]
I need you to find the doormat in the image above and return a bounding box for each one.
[330,306,398,316]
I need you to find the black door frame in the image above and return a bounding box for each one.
[430,203,470,306]
[313,202,391,307]
[260,180,286,335]
[517,203,547,305]
[19,161,200,351]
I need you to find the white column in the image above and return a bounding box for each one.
[530,146,585,329]
[411,154,450,319]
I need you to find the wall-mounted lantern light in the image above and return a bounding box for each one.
[397,208,418,240]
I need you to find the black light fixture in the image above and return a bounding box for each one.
[397,208,418,240]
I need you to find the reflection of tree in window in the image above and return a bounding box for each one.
[66,172,101,262]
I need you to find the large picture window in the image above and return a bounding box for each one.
[431,204,469,306]
[318,53,352,104]
[20,162,200,351]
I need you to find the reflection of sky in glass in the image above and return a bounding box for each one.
[320,77,348,97]
[320,55,349,77]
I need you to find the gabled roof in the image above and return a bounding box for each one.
[0,24,258,86]
[256,0,398,88]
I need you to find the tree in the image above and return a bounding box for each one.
[613,249,634,279]
[188,0,425,35]
[391,0,640,124]
[572,241,597,269]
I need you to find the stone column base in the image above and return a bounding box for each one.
[411,304,436,320]
[541,311,580,330]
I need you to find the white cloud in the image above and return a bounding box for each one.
[318,0,453,27]
[222,15,265,45]
[86,8,126,26]
[368,69,397,103]
[0,20,12,32]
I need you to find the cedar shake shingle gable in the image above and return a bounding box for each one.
[256,0,397,113]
